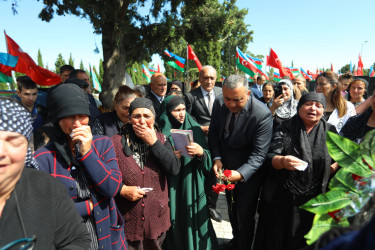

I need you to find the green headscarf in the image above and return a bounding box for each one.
[158,95,209,153]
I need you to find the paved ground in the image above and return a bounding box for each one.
[211,192,233,245]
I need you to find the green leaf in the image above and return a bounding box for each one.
[333,168,358,193]
[300,189,354,214]
[328,173,350,191]
[360,130,375,168]
[327,131,372,177]
[305,214,349,245]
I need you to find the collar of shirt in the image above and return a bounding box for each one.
[200,87,214,107]
[151,90,164,102]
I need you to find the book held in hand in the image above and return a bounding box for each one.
[170,129,194,158]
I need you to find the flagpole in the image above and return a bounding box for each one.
[186,43,189,93]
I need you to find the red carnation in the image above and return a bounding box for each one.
[218,184,227,192]
[226,184,235,191]
[223,169,232,178]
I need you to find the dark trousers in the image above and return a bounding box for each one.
[225,172,262,250]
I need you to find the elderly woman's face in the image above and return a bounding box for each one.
[115,96,136,124]
[0,131,27,190]
[130,108,155,129]
[59,115,90,135]
[282,85,291,101]
[170,84,182,92]
[299,101,324,125]
[171,104,186,124]
[316,77,336,97]
[349,81,366,101]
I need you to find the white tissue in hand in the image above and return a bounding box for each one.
[294,160,308,171]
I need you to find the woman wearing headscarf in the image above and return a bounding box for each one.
[34,84,126,250]
[158,95,218,250]
[111,97,180,250]
[92,85,137,137]
[254,93,335,250]
[269,79,298,126]
[0,97,90,249]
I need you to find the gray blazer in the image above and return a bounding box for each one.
[208,94,273,182]
[185,86,222,126]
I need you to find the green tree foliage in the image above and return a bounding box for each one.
[340,64,350,74]
[0,82,9,90]
[37,49,44,67]
[55,53,66,74]
[79,60,85,71]
[68,53,74,67]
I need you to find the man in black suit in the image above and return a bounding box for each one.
[208,75,273,250]
[146,73,167,118]
[185,65,223,222]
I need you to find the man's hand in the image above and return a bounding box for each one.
[224,170,243,183]
[120,185,146,202]
[213,159,223,180]
[272,155,300,171]
[201,125,209,136]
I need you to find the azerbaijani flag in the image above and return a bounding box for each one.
[89,64,102,92]
[246,54,263,69]
[369,66,375,77]
[236,47,258,77]
[273,71,281,82]
[142,64,152,83]
[167,61,184,72]
[149,67,158,74]
[300,68,312,81]
[0,52,18,83]
[164,49,185,68]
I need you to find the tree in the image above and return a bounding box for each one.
[68,53,74,67]
[340,64,350,74]
[79,60,85,71]
[55,53,66,74]
[37,49,44,67]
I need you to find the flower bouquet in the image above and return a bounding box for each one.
[300,130,375,245]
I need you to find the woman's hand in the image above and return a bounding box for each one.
[71,125,92,156]
[120,185,146,202]
[270,95,284,114]
[272,155,301,171]
[133,123,158,145]
[174,150,182,159]
[186,142,204,157]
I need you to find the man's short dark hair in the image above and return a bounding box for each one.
[16,76,37,92]
[223,75,249,90]
[59,65,75,74]
[69,69,86,79]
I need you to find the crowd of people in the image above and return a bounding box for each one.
[0,63,374,250]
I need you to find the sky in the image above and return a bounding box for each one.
[1,0,375,76]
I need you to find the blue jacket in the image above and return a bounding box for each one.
[35,135,127,249]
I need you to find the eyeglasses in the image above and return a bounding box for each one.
[0,236,36,250]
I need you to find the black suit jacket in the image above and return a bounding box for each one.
[208,94,273,182]
[185,86,222,126]
[146,91,163,118]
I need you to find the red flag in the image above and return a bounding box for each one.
[267,48,291,78]
[357,54,363,76]
[187,45,202,71]
[157,64,161,73]
[331,63,333,72]
[284,67,294,80]
[5,32,61,86]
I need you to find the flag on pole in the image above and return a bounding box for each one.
[267,48,291,78]
[167,61,184,72]
[0,52,17,82]
[300,68,312,81]
[246,55,263,69]
[164,49,185,68]
[149,67,158,74]
[187,45,202,71]
[369,66,375,77]
[350,61,353,73]
[235,47,258,77]
[142,64,152,83]
[273,71,281,82]
[331,63,333,72]
[284,67,295,80]
[357,54,363,76]
[157,64,161,73]
[5,32,61,86]
[89,64,102,92]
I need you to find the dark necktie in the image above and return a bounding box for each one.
[228,113,236,139]
[207,92,213,115]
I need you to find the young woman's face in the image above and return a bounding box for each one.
[171,104,186,124]
[316,77,336,97]
[115,97,136,124]
[262,85,274,101]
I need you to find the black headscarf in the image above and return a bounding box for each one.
[0,97,39,169]
[166,96,185,129]
[122,97,157,169]
[49,84,90,123]
[282,92,331,196]
[170,80,183,91]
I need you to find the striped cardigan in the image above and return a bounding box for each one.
[34,135,127,249]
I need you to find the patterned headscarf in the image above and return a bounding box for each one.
[275,79,298,119]
[0,97,39,169]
